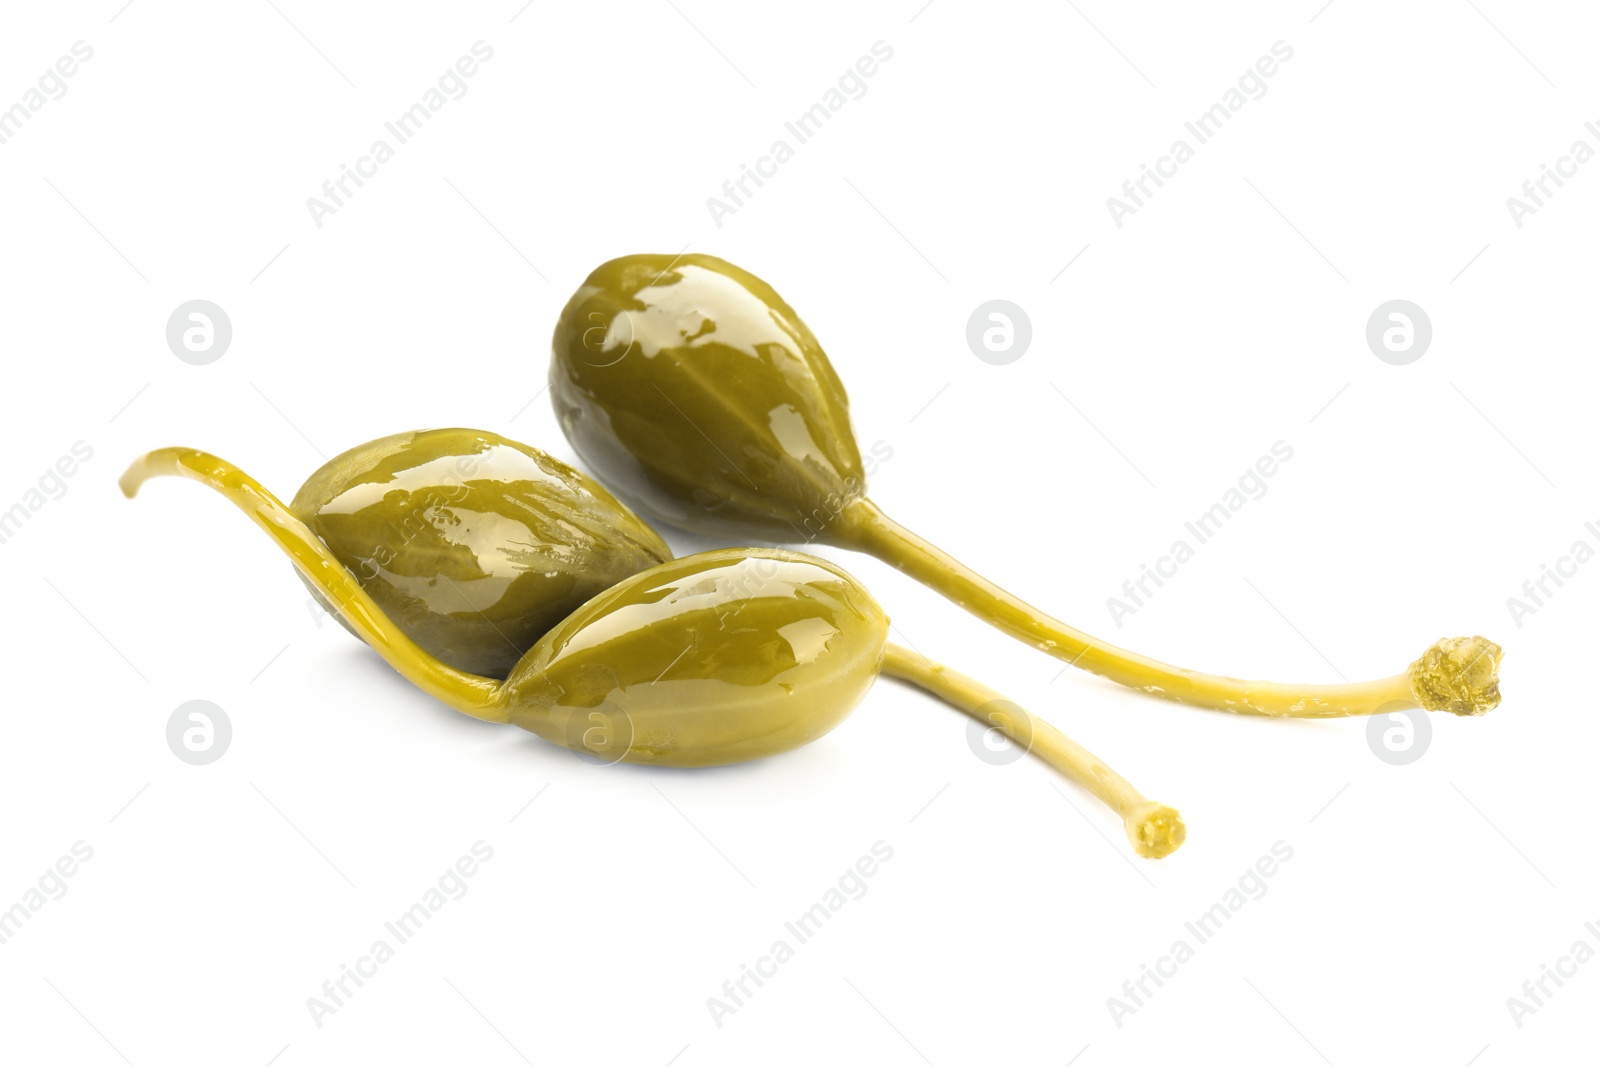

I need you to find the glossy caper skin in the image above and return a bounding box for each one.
[291,428,672,678]
[551,253,866,541]
[503,549,889,767]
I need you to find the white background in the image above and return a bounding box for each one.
[1,1,1595,1064]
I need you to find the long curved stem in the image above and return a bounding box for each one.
[880,643,1184,858]
[121,448,509,723]
[843,500,1501,718]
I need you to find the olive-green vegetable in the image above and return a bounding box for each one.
[286,428,671,678]
[551,253,1504,719]
[121,447,1185,858]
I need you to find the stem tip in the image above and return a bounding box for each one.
[1407,636,1503,717]
[1125,801,1186,859]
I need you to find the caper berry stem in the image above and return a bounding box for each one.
[847,502,1501,719]
[880,644,1185,858]
[120,448,509,723]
